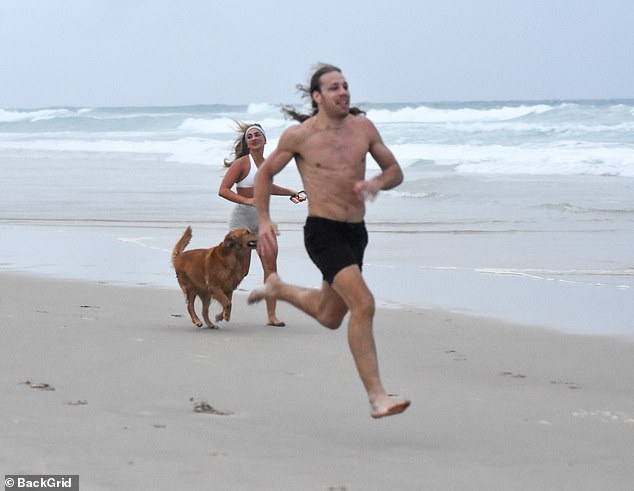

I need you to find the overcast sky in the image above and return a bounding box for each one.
[1,0,632,108]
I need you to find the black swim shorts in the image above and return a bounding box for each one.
[303,216,368,285]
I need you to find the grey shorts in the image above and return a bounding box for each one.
[228,204,259,232]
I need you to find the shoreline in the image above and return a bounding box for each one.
[2,272,634,490]
[2,220,633,339]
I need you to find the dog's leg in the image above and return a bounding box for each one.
[216,293,233,322]
[186,292,203,327]
[210,288,232,323]
[201,294,218,329]
[224,290,234,321]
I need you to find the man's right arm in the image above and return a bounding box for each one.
[254,130,297,257]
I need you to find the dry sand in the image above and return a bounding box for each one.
[1,272,633,490]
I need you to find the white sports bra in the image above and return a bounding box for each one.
[236,154,257,189]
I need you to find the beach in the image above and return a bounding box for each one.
[3,0,634,486]
[1,101,633,336]
[1,272,633,490]
[1,100,634,489]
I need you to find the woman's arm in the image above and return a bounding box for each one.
[271,184,299,196]
[218,157,254,205]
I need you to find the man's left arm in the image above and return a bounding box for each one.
[354,122,403,201]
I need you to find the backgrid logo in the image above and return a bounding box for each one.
[5,475,78,490]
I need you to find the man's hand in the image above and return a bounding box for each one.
[353,180,380,202]
[257,220,280,257]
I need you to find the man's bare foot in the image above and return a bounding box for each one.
[370,398,411,419]
[247,273,280,304]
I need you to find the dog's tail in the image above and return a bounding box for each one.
[171,226,193,265]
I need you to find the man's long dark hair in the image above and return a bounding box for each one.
[282,63,365,122]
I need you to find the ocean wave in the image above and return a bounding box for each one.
[367,103,553,124]
[2,136,633,177]
[247,102,279,114]
[179,117,236,134]
[79,109,189,121]
[408,120,634,136]
[474,267,633,289]
[178,116,289,135]
[539,203,634,214]
[476,267,634,277]
[394,142,634,177]
[3,100,634,177]
[383,190,438,199]
[0,137,230,165]
[0,108,76,123]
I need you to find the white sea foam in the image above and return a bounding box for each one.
[367,104,553,124]
[247,102,278,114]
[0,108,74,123]
[117,237,170,253]
[475,268,633,288]
[383,190,436,199]
[179,117,236,134]
[2,100,633,177]
[391,142,634,177]
[2,137,632,178]
[178,116,288,136]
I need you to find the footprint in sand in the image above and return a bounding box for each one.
[66,400,88,406]
[190,398,234,416]
[550,380,580,389]
[21,380,55,391]
[572,409,634,423]
[445,349,467,361]
[500,371,527,379]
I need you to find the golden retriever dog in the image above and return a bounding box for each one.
[171,226,257,329]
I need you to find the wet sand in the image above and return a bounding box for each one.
[1,272,633,490]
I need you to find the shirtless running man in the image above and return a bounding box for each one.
[248,64,410,419]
